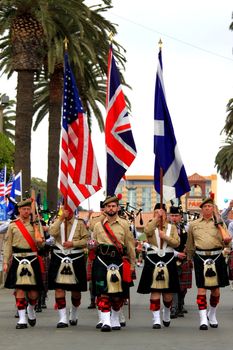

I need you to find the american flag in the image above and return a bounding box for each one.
[5,171,14,197]
[59,53,102,213]
[0,166,6,197]
[105,45,137,195]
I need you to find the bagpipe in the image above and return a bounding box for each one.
[119,202,144,226]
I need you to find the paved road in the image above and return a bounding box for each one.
[0,268,233,350]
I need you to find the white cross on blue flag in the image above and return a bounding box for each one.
[154,49,190,200]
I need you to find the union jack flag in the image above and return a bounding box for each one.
[105,45,137,195]
[0,166,6,198]
[59,53,102,213]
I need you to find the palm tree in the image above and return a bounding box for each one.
[0,0,129,209]
[0,93,16,142]
[0,0,92,193]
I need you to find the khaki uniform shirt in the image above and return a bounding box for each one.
[186,217,228,260]
[49,216,88,249]
[3,219,36,264]
[93,215,136,268]
[89,214,106,232]
[144,219,180,248]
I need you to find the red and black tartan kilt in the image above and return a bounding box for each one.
[41,254,50,291]
[178,260,192,290]
[228,250,233,280]
[87,250,96,281]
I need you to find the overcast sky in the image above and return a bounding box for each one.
[1,0,233,209]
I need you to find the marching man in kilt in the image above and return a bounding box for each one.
[137,203,180,329]
[92,195,136,332]
[186,197,231,330]
[3,198,44,329]
[48,207,88,328]
[168,206,192,318]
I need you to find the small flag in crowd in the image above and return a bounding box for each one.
[0,166,6,198]
[105,45,137,195]
[6,171,22,218]
[5,170,14,197]
[154,47,190,200]
[59,52,102,213]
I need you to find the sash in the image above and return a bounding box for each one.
[155,224,172,257]
[55,218,79,252]
[15,220,45,273]
[103,222,131,283]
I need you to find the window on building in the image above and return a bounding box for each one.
[127,188,137,208]
[142,187,152,212]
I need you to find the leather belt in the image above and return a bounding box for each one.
[196,249,222,256]
[53,248,84,255]
[13,252,37,257]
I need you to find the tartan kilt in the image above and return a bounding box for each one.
[177,260,192,290]
[87,250,96,282]
[92,253,131,299]
[228,250,233,280]
[137,252,179,294]
[5,254,44,291]
[48,251,87,291]
[193,252,229,289]
[41,255,50,291]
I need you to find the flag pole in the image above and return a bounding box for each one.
[158,39,164,250]
[63,36,69,242]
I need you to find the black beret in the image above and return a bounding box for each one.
[200,197,214,208]
[169,206,181,214]
[154,203,167,211]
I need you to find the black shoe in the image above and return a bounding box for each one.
[181,306,188,314]
[16,323,27,329]
[163,320,170,327]
[96,322,103,329]
[153,323,161,329]
[28,318,36,327]
[69,319,78,326]
[101,324,111,332]
[209,323,218,328]
[41,303,47,309]
[112,325,121,330]
[120,321,126,327]
[170,310,178,319]
[87,303,96,309]
[200,324,208,330]
[57,322,68,328]
[35,305,42,313]
[177,310,184,318]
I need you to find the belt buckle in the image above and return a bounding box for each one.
[110,251,115,257]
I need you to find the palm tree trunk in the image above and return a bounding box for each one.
[15,70,34,193]
[47,68,63,211]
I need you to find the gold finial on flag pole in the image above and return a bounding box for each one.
[64,37,69,51]
[158,38,163,49]
[108,31,114,43]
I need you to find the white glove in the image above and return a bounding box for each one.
[143,242,150,251]
[45,237,55,246]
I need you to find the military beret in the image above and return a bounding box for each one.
[154,203,167,211]
[200,197,214,208]
[169,206,181,214]
[103,195,119,206]
[17,198,32,208]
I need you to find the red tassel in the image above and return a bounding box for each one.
[122,258,132,283]
[54,303,58,310]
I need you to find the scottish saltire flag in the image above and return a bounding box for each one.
[6,171,22,217]
[105,45,137,195]
[154,49,190,200]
